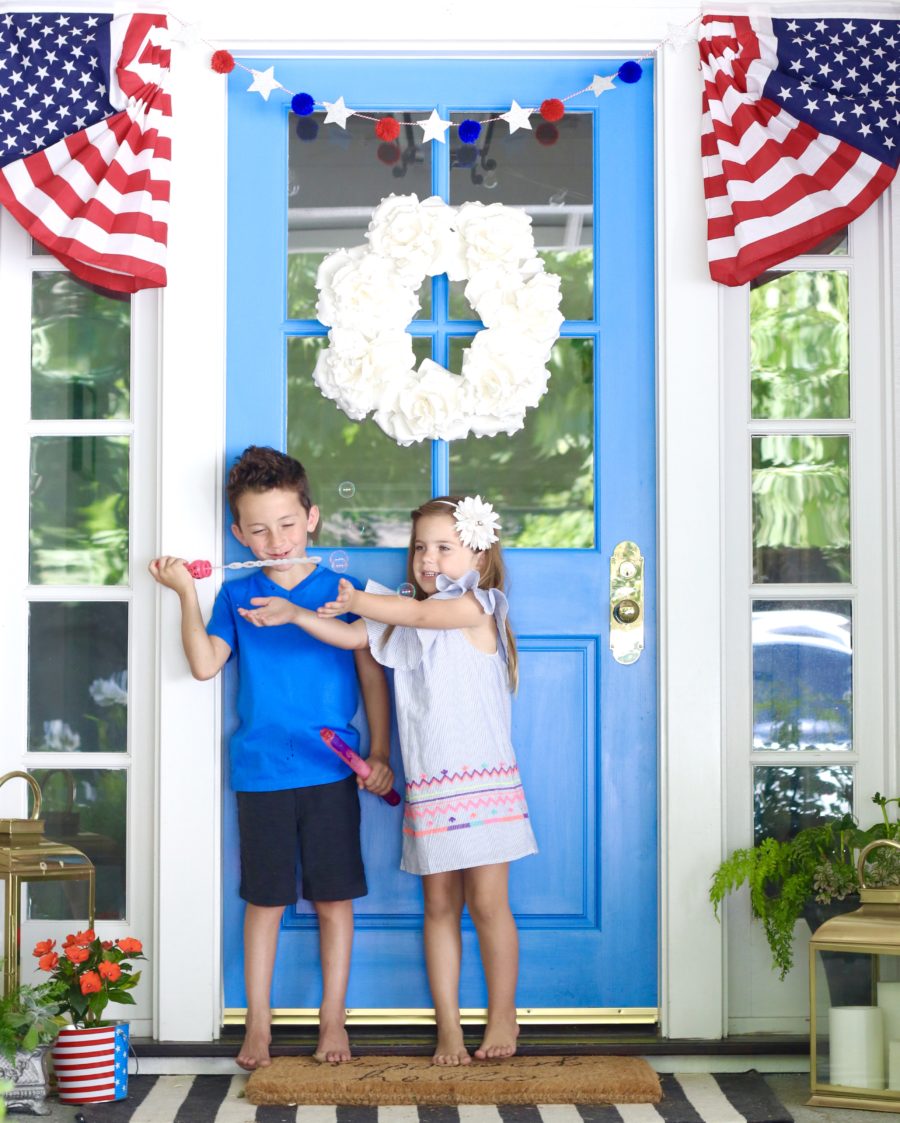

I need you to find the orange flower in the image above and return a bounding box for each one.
[101,941,114,950]
[32,939,55,958]
[73,928,96,946]
[37,952,58,972]
[116,938,142,954]
[64,945,90,964]
[79,971,102,995]
[98,961,121,982]
[62,933,77,948]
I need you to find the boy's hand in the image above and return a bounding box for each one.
[148,556,194,595]
[318,578,357,618]
[238,597,301,628]
[360,757,395,798]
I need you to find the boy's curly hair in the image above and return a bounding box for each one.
[226,446,313,522]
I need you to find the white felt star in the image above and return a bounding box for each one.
[666,21,698,51]
[170,21,202,47]
[500,100,533,133]
[323,96,354,128]
[418,108,452,143]
[247,66,281,101]
[590,74,617,96]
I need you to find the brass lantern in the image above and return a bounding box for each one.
[809,839,900,1112]
[0,771,95,996]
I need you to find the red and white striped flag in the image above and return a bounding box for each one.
[0,11,170,293]
[52,1023,129,1104]
[699,14,899,286]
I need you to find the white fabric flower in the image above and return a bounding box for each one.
[453,495,501,551]
[314,329,416,419]
[316,249,419,336]
[367,194,465,283]
[373,360,470,445]
[454,201,539,273]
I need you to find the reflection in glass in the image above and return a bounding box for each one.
[752,435,850,583]
[750,271,849,420]
[449,337,594,547]
[449,113,593,322]
[287,112,433,320]
[30,437,130,585]
[754,765,853,845]
[27,769,127,921]
[31,273,131,420]
[752,601,851,752]
[28,602,128,754]
[286,336,431,546]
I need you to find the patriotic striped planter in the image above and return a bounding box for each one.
[51,1022,129,1104]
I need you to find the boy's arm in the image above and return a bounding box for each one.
[149,556,232,681]
[237,596,369,650]
[353,648,394,797]
[319,578,485,630]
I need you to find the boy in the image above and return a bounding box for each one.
[149,446,392,1070]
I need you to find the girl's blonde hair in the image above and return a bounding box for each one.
[402,495,519,691]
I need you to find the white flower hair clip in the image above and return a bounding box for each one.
[453,495,501,552]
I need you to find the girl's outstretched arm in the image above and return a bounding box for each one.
[319,578,485,630]
[238,596,368,650]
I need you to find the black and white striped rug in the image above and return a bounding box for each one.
[74,1073,793,1123]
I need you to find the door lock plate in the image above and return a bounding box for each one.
[610,541,644,664]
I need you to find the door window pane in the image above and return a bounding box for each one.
[752,435,850,583]
[449,112,593,322]
[287,111,433,320]
[449,337,594,547]
[287,336,431,546]
[31,272,131,420]
[754,765,853,844]
[750,271,849,420]
[27,769,127,921]
[28,602,128,754]
[30,437,130,585]
[752,601,851,752]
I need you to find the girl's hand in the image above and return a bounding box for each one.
[318,578,357,618]
[148,556,194,595]
[360,758,395,797]
[238,596,300,628]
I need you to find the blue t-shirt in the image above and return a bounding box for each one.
[207,566,362,792]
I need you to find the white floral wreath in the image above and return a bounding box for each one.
[312,193,564,446]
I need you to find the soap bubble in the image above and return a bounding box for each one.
[397,582,416,598]
[338,481,356,499]
[329,550,350,573]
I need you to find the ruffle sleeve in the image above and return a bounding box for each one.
[434,570,511,664]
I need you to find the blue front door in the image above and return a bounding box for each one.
[224,58,656,1019]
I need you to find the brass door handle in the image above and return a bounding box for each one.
[610,541,644,664]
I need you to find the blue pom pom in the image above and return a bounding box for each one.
[458,119,481,144]
[295,118,319,142]
[291,92,315,116]
[617,61,642,84]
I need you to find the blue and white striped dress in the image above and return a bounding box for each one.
[364,570,538,876]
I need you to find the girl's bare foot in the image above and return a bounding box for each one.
[313,1017,352,1063]
[474,1017,519,1060]
[236,1018,272,1070]
[433,1025,471,1066]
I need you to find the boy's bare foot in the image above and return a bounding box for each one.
[236,1019,272,1071]
[432,1026,471,1066]
[313,1018,352,1064]
[473,1017,519,1060]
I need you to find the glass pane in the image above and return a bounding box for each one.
[753,764,853,844]
[31,272,131,420]
[28,602,128,754]
[449,337,593,547]
[752,435,850,583]
[30,436,130,586]
[449,113,593,322]
[752,601,852,752]
[286,336,431,546]
[27,769,127,921]
[287,111,432,320]
[750,271,849,420]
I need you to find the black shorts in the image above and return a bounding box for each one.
[236,776,367,906]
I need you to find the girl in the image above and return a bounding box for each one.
[238,495,538,1066]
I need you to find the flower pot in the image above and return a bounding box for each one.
[0,1044,51,1116]
[51,1022,129,1104]
[803,897,873,1006]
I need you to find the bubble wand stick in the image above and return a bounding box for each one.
[320,728,402,806]
[185,556,321,579]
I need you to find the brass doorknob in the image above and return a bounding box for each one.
[613,598,640,625]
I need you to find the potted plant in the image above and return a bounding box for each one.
[32,929,144,1106]
[0,976,64,1116]
[710,792,900,982]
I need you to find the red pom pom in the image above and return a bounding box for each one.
[210,50,235,74]
[540,98,565,122]
[375,116,401,142]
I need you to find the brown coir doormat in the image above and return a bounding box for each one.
[245,1054,662,1106]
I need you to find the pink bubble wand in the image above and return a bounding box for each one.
[185,555,321,579]
[320,728,402,806]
